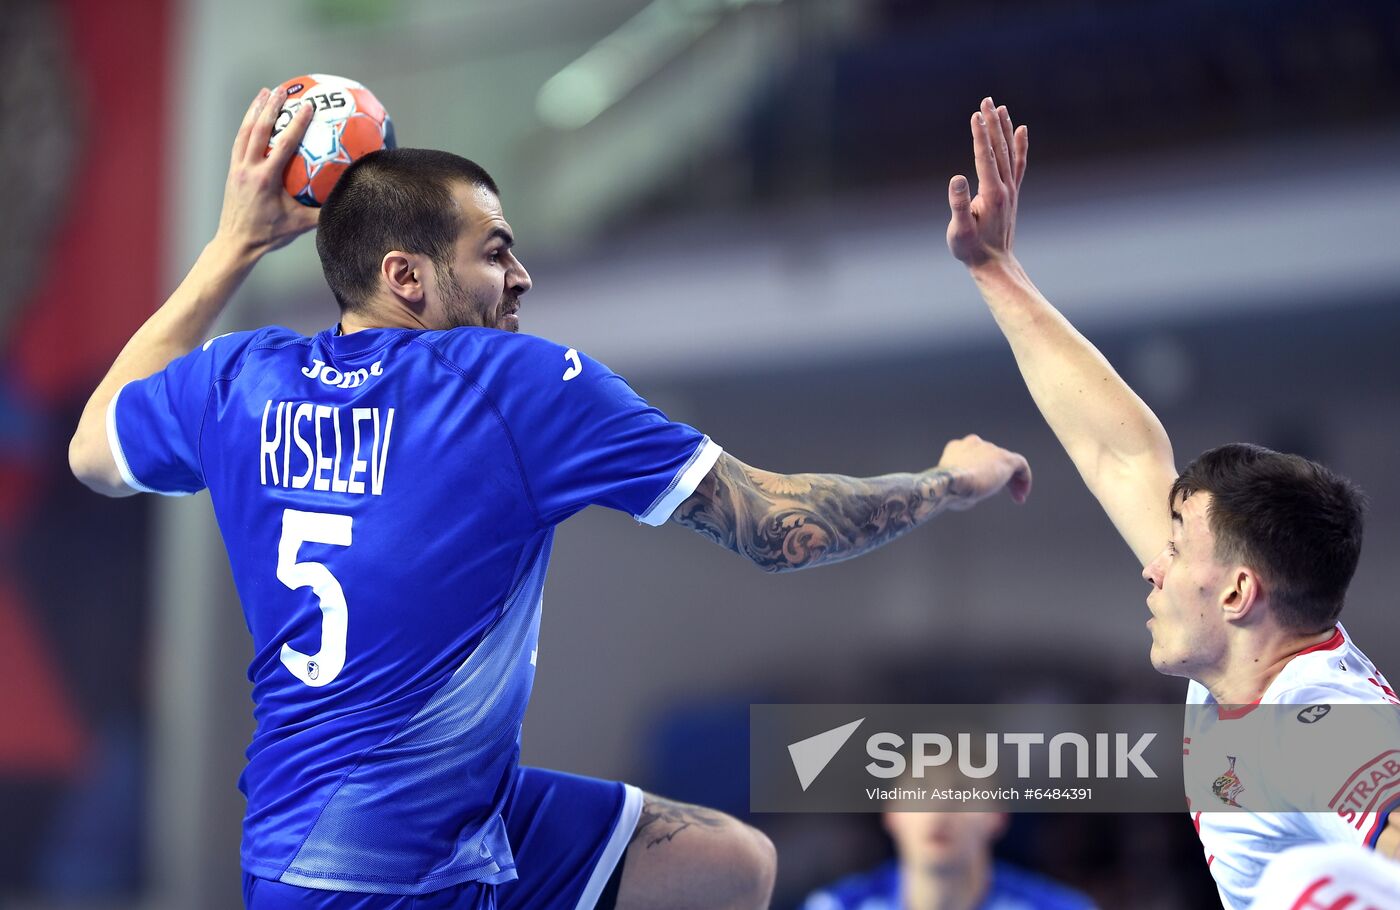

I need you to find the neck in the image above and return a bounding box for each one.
[339,303,429,334]
[901,854,991,910]
[1203,625,1338,704]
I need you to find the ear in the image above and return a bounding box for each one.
[381,251,426,306]
[1220,567,1263,622]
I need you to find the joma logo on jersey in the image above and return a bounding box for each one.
[303,359,384,389]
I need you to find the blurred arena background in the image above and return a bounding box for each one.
[2,0,1398,906]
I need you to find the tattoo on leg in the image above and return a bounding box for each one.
[629,796,729,850]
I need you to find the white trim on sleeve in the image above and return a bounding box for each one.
[635,437,723,527]
[105,385,193,497]
[573,784,644,910]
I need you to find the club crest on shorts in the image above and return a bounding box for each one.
[1213,756,1246,807]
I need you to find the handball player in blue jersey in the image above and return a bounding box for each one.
[69,87,1032,909]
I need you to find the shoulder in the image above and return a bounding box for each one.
[801,860,899,910]
[415,331,639,420]
[416,329,598,378]
[196,326,308,377]
[991,860,1098,909]
[1270,628,1395,705]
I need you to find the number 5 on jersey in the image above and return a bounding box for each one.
[277,509,353,687]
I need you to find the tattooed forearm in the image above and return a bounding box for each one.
[629,795,729,850]
[672,453,962,573]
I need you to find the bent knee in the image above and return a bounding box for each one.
[622,796,776,910]
[745,825,777,905]
[720,821,776,909]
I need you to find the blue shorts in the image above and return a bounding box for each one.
[242,767,642,910]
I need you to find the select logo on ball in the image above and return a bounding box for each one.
[266,73,395,207]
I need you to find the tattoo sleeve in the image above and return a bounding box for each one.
[670,452,962,573]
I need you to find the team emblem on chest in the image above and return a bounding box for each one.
[1212,755,1246,807]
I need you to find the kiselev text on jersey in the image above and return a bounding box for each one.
[259,400,395,495]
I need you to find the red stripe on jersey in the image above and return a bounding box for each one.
[1214,628,1345,720]
[1366,678,1399,704]
[1287,876,1359,910]
[1295,627,1346,657]
[1217,701,1262,720]
[1363,811,1384,844]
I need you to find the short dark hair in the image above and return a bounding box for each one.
[1170,443,1366,634]
[316,148,499,312]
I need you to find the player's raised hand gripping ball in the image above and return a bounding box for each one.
[268,74,396,207]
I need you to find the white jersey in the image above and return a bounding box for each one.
[1185,624,1400,909]
[1250,844,1400,910]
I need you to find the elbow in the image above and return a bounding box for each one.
[67,432,94,485]
[739,545,811,575]
[734,544,791,575]
[68,428,130,498]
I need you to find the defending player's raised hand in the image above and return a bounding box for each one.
[947,97,1028,269]
[217,86,320,256]
[936,434,1032,509]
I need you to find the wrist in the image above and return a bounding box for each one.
[966,254,1025,286]
[204,232,266,275]
[925,466,969,505]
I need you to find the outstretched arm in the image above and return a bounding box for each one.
[946,97,1176,566]
[69,86,318,496]
[671,435,1031,573]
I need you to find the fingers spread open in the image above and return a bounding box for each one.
[1014,124,1029,187]
[948,174,972,213]
[998,105,1017,185]
[266,100,313,172]
[246,86,288,165]
[971,110,1002,200]
[983,97,1012,187]
[231,88,269,165]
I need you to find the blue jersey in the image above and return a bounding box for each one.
[107,325,720,894]
[802,859,1097,910]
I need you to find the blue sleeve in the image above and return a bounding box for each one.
[106,331,257,495]
[490,342,721,526]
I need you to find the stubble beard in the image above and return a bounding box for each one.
[440,265,515,332]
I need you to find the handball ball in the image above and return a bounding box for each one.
[268,74,396,207]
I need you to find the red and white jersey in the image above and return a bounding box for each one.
[1184,624,1400,910]
[1250,844,1400,910]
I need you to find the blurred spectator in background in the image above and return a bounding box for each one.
[801,762,1095,910]
[800,808,1095,910]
